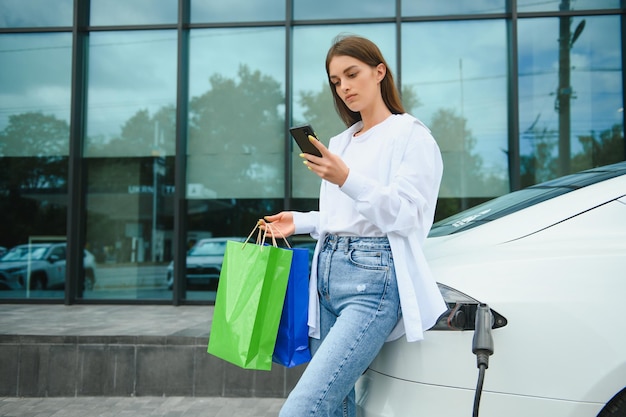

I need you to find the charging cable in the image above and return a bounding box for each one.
[472,303,494,417]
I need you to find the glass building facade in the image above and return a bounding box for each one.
[0,0,624,304]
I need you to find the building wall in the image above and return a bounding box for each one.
[0,0,624,303]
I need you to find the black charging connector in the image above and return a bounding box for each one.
[472,303,494,417]
[473,303,494,367]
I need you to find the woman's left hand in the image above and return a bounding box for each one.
[301,135,350,187]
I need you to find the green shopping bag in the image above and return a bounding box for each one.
[207,222,293,371]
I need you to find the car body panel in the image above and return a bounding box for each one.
[356,370,604,417]
[357,164,626,416]
[166,237,245,289]
[0,270,21,290]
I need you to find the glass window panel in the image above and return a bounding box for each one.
[517,0,621,13]
[403,0,505,16]
[518,16,623,186]
[191,0,284,23]
[0,0,73,28]
[187,28,285,200]
[0,33,72,299]
[90,0,178,26]
[183,198,284,301]
[403,21,509,203]
[186,27,285,301]
[83,30,177,300]
[293,0,395,20]
[292,24,396,199]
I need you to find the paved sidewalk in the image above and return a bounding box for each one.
[0,304,214,338]
[0,396,285,417]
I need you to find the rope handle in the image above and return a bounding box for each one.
[242,219,291,250]
[263,220,291,248]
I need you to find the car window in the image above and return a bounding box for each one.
[429,162,626,237]
[429,188,563,237]
[189,241,227,256]
[50,246,66,260]
[0,249,21,261]
[1,246,47,261]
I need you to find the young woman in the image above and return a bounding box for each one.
[265,35,447,417]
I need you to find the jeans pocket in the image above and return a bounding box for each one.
[348,249,386,270]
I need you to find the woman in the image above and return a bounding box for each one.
[266,35,446,417]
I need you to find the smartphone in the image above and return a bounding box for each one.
[289,124,323,157]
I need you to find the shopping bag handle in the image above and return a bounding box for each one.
[263,220,291,248]
[242,219,291,250]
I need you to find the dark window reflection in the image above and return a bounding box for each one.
[0,154,68,298]
[0,31,71,299]
[183,198,284,301]
[84,156,174,300]
[82,30,177,301]
[0,109,69,299]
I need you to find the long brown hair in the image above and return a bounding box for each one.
[325,35,405,127]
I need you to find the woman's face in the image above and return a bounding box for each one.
[328,55,385,114]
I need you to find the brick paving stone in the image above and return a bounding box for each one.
[0,397,285,417]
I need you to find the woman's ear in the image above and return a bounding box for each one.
[376,63,387,83]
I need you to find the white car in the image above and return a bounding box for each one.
[0,243,97,290]
[166,237,245,290]
[356,162,626,417]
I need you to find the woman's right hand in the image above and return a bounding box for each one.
[263,212,295,238]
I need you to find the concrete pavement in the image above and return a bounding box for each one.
[0,396,285,417]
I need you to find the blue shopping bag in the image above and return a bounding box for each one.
[272,247,312,368]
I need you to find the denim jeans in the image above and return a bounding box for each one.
[279,235,401,417]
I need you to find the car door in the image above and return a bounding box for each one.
[46,245,67,288]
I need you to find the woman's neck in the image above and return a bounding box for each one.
[357,103,393,136]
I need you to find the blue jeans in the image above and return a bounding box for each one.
[279,235,401,417]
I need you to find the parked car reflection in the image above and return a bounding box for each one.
[166,237,244,290]
[0,243,97,290]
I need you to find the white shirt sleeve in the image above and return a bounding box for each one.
[339,123,443,239]
[292,211,320,239]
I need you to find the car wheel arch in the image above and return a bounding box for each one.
[597,387,626,417]
[29,271,48,289]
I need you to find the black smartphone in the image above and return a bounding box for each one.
[289,124,323,157]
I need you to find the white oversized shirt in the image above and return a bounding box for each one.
[292,113,447,342]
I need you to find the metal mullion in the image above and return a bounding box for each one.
[401,13,510,23]
[396,0,402,93]
[173,0,190,305]
[65,0,90,304]
[507,0,521,191]
[622,1,626,159]
[188,20,285,29]
[291,17,394,26]
[86,24,177,32]
[0,26,72,34]
[284,0,293,211]
[516,9,623,19]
